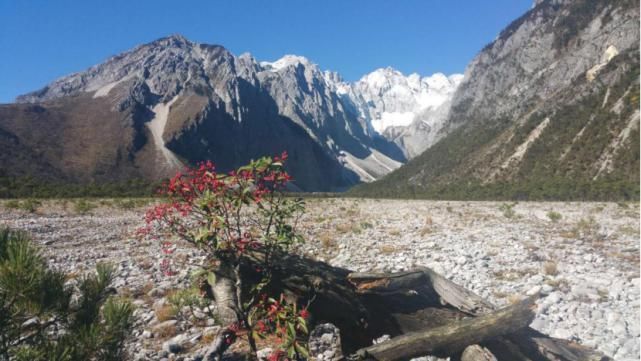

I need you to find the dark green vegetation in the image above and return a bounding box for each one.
[350,49,640,201]
[0,228,133,361]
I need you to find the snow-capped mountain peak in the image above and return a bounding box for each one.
[260,55,314,72]
[347,68,463,133]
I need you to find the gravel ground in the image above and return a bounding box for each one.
[0,199,638,360]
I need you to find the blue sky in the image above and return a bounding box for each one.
[0,0,532,103]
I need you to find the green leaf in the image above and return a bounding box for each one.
[206,272,216,288]
[295,342,309,358]
[297,317,308,334]
[287,322,296,337]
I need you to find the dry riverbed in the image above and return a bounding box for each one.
[0,199,639,360]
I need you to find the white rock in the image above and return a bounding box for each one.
[552,328,574,340]
[455,256,467,265]
[526,286,542,296]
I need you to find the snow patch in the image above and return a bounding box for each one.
[260,55,312,72]
[371,112,415,133]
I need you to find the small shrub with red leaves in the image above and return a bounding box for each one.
[251,294,311,360]
[140,153,309,359]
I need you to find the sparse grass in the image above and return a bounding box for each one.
[335,223,351,234]
[345,207,360,217]
[6,199,43,213]
[573,216,600,241]
[542,261,558,276]
[4,200,20,209]
[114,199,137,210]
[200,330,218,346]
[167,287,213,324]
[98,199,113,207]
[498,202,517,219]
[419,226,432,237]
[319,233,336,250]
[545,278,569,291]
[423,215,434,234]
[155,304,178,322]
[74,199,97,214]
[493,267,538,281]
[388,228,401,237]
[617,225,639,237]
[154,323,177,338]
[360,221,373,229]
[547,211,562,223]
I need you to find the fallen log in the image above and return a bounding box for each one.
[348,268,494,315]
[205,250,610,361]
[351,296,537,360]
[348,268,611,361]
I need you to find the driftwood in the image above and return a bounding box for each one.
[207,251,611,361]
[353,296,537,360]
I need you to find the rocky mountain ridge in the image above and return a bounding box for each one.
[352,0,640,200]
[2,35,460,191]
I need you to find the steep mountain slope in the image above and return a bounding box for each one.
[351,0,640,200]
[0,35,463,192]
[0,37,387,191]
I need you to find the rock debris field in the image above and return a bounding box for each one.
[1,199,639,360]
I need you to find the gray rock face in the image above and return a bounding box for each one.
[448,0,639,130]
[10,35,412,190]
[352,0,640,197]
[10,35,465,188]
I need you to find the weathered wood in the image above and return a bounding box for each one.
[207,250,609,361]
[401,268,612,361]
[348,268,494,315]
[352,296,537,361]
[460,345,498,361]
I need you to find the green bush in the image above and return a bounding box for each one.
[73,199,97,215]
[0,227,133,360]
[114,199,136,210]
[499,202,517,218]
[2,199,42,213]
[3,200,20,209]
[20,199,42,213]
[547,211,563,223]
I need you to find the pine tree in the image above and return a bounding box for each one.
[0,227,133,361]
